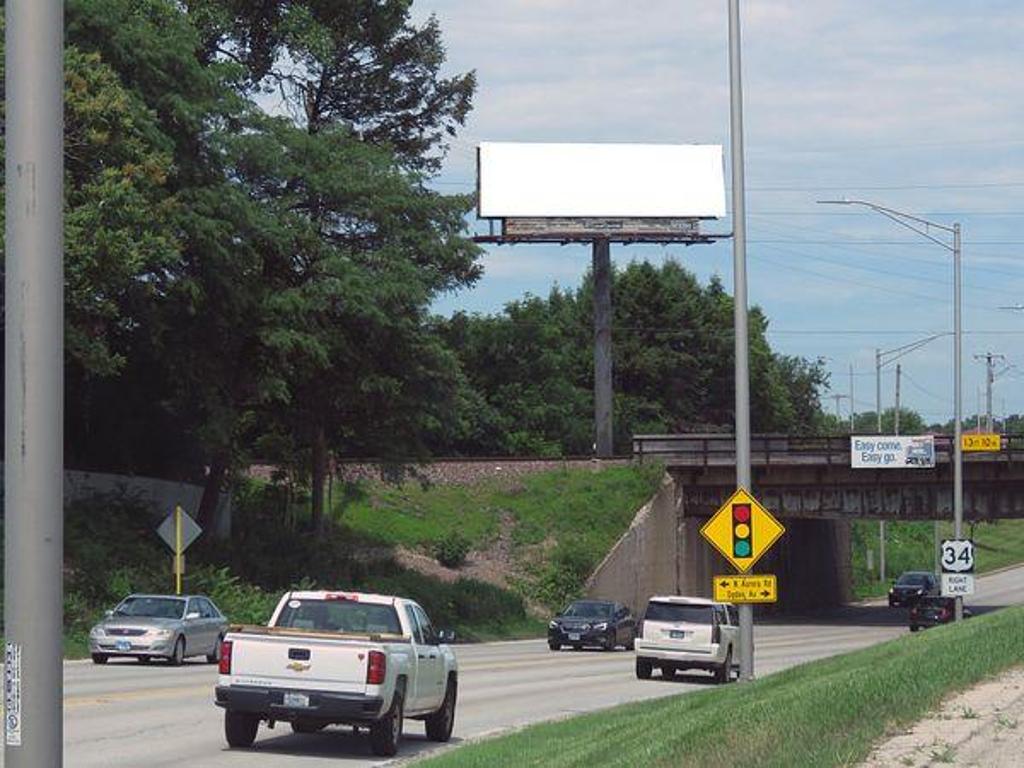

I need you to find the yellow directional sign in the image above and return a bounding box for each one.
[962,433,1001,452]
[701,488,785,573]
[713,574,777,604]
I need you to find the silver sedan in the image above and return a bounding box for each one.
[89,594,229,666]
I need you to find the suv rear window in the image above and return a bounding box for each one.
[644,602,713,624]
[275,599,402,634]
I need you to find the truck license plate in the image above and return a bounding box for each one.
[284,692,310,708]
[568,633,581,641]
[115,640,132,652]
[669,630,688,639]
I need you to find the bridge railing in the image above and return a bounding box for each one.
[632,433,1024,466]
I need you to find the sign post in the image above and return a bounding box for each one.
[157,506,202,595]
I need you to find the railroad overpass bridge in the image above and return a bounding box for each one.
[587,434,1024,614]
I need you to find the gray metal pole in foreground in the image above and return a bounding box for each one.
[953,223,963,621]
[875,349,885,582]
[4,0,65,765]
[727,0,754,683]
[592,238,613,458]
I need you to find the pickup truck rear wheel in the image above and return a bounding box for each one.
[635,658,653,680]
[425,678,457,742]
[369,689,404,756]
[225,711,259,748]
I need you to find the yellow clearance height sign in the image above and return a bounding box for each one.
[701,488,785,573]
[961,433,1001,452]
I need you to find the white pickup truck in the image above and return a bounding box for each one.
[214,590,458,757]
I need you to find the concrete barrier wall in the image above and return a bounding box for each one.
[585,472,681,614]
[0,465,231,538]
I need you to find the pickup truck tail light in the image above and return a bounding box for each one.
[219,640,233,675]
[366,650,386,685]
[711,624,721,644]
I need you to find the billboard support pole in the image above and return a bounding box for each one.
[593,237,613,458]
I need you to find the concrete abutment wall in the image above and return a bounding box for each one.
[586,471,851,614]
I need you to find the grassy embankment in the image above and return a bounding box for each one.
[419,606,1024,768]
[338,463,664,610]
[851,518,1024,599]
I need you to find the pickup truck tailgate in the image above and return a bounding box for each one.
[230,633,374,694]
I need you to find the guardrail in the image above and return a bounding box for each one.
[632,433,1024,466]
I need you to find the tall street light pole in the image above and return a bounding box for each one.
[820,199,964,621]
[727,0,754,682]
[5,0,65,764]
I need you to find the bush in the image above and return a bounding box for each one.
[531,540,594,610]
[433,531,471,568]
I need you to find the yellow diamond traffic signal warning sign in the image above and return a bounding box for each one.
[700,488,785,573]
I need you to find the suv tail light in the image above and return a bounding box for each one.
[219,640,233,675]
[636,620,644,639]
[366,650,386,685]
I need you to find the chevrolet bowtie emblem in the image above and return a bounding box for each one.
[287,661,311,672]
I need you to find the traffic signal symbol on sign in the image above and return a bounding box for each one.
[700,488,785,574]
[732,503,752,558]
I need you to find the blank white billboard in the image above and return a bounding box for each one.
[477,142,725,219]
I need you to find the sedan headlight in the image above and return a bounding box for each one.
[548,620,558,629]
[147,628,173,639]
[594,622,609,631]
[89,626,104,638]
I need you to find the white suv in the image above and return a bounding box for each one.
[634,596,737,684]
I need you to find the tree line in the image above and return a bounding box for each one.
[1,0,829,533]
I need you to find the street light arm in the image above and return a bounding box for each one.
[817,199,956,249]
[878,333,950,366]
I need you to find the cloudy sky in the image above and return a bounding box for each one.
[415,0,1024,425]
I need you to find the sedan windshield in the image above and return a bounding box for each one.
[114,597,185,619]
[562,601,612,618]
[896,574,929,586]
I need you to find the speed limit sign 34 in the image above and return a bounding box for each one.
[940,539,975,596]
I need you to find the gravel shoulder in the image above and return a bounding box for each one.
[860,665,1024,767]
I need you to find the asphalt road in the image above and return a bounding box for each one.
[11,567,1024,767]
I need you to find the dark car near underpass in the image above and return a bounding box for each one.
[548,599,635,651]
[888,571,939,607]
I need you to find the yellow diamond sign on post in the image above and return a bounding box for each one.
[701,488,785,573]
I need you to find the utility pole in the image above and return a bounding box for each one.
[894,363,901,436]
[849,363,855,433]
[830,393,850,432]
[4,0,65,764]
[727,0,754,683]
[974,352,1005,433]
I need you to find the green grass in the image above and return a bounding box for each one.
[340,464,662,553]
[338,464,665,610]
[418,607,1024,768]
[852,519,1024,598]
